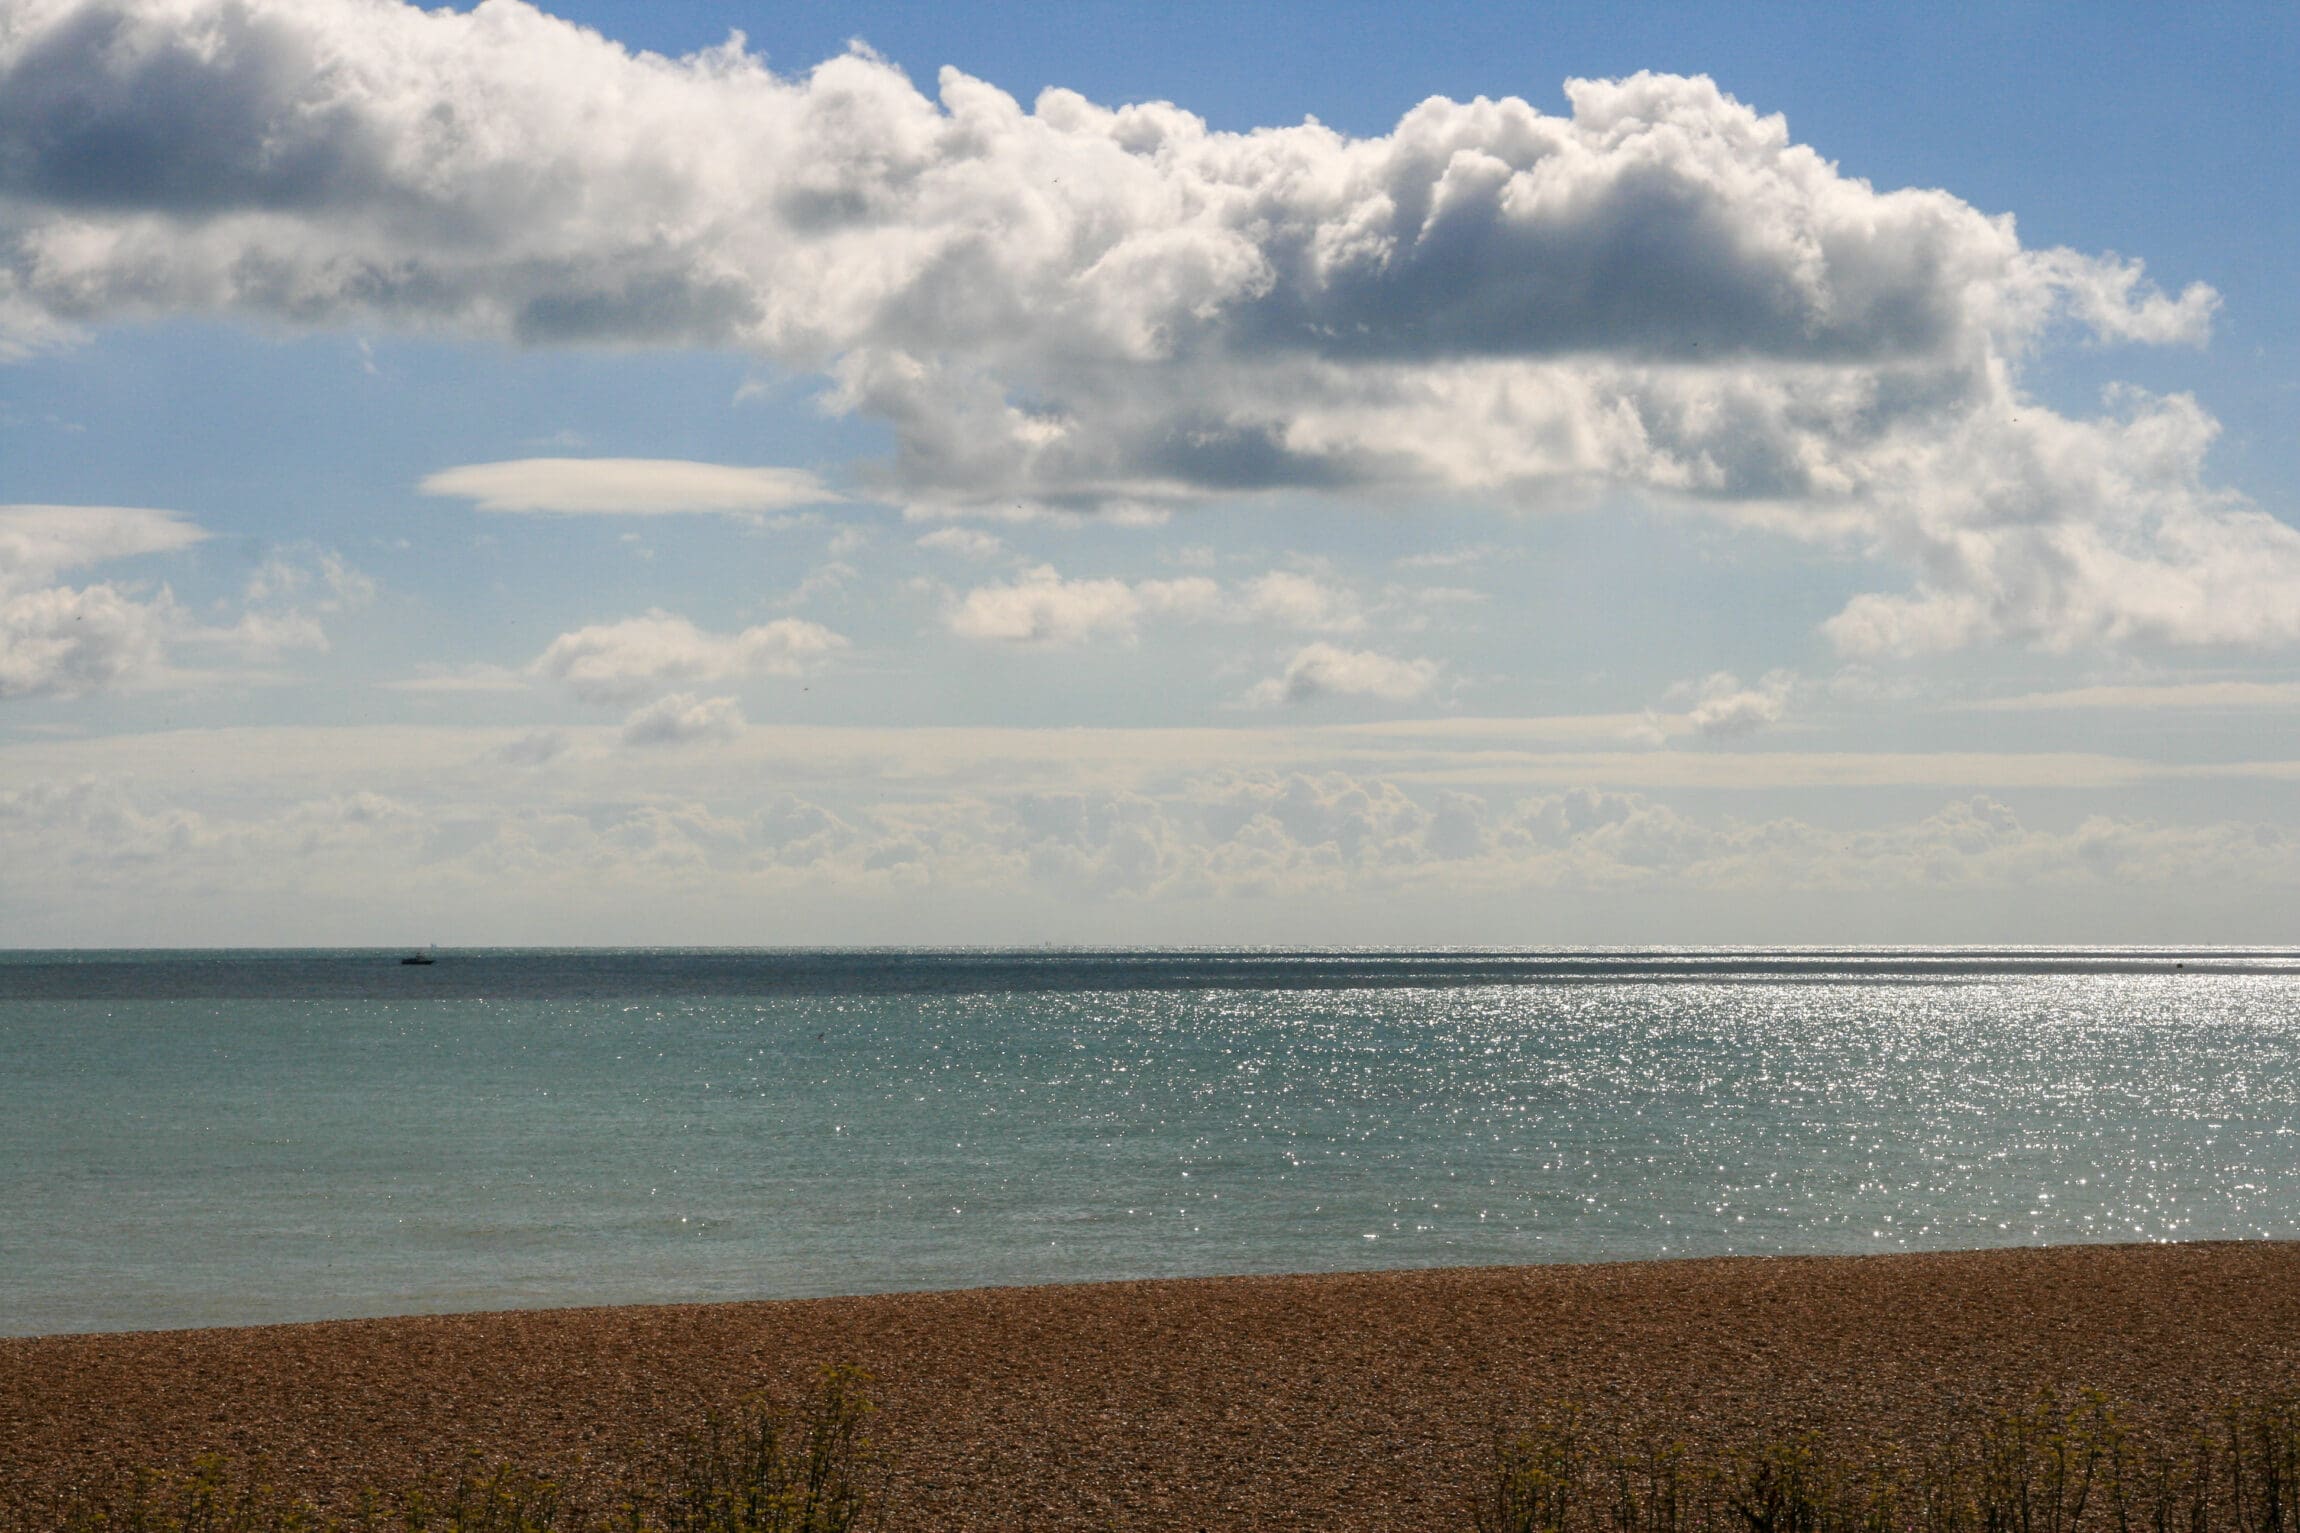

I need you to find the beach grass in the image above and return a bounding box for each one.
[14,1369,878,1533]
[10,1249,2300,1533]
[1476,1390,2300,1533]
[17,1379,2300,1533]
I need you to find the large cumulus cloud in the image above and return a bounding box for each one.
[2,0,2288,651]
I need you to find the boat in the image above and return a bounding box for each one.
[399,949,436,966]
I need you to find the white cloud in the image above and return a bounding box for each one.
[383,663,530,695]
[10,746,2300,943]
[947,564,1219,644]
[184,607,330,659]
[947,562,1377,646]
[495,727,569,764]
[0,504,207,698]
[621,692,744,746]
[1972,681,2300,712]
[1395,543,1505,571]
[1690,692,1783,739]
[533,611,846,704]
[914,526,1006,560]
[420,459,835,515]
[0,2,2265,653]
[240,547,374,612]
[174,546,375,661]
[1815,390,2300,655]
[0,505,206,587]
[0,581,173,698]
[1245,642,1440,706]
[0,508,376,695]
[1240,570,1362,632]
[786,561,857,606]
[1676,670,1796,738]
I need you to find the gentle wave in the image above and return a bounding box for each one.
[4,952,2295,1335]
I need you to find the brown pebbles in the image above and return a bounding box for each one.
[5,1243,2299,1531]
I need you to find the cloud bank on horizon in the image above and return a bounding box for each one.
[2,0,2290,665]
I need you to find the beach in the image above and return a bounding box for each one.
[6,1242,2298,1531]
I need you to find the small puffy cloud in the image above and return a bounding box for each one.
[915,526,1006,560]
[621,692,744,747]
[1,511,373,696]
[0,582,172,698]
[495,728,570,765]
[787,561,857,606]
[949,568,1139,644]
[420,459,836,516]
[0,504,207,699]
[1245,642,1440,706]
[178,546,376,661]
[189,608,330,659]
[949,562,1377,646]
[533,611,846,704]
[948,565,1218,644]
[1691,689,1784,739]
[1240,570,1362,632]
[240,548,374,611]
[1676,670,1796,738]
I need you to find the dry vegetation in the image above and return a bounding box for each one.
[10,1369,880,1533]
[14,1382,2300,1533]
[7,1247,2299,1532]
[1475,1392,2300,1533]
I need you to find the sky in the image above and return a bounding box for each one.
[3,0,2299,946]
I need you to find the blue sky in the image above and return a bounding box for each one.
[3,0,2298,944]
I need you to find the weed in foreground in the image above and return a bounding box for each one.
[11,1367,876,1533]
[1479,1392,2300,1533]
[13,1374,2298,1533]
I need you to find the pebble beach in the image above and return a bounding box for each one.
[6,1242,2298,1531]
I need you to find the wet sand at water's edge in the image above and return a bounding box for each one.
[6,1243,2298,1531]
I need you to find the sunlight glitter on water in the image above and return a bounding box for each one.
[2,956,2294,1334]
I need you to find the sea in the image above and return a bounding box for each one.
[4,947,2296,1338]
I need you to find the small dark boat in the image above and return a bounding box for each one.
[399,951,436,966]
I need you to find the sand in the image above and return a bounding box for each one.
[5,1243,2298,1531]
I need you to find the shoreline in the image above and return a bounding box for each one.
[5,1234,2287,1345]
[7,1243,2299,1530]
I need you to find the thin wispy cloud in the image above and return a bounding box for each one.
[382,664,531,695]
[421,459,837,516]
[1971,682,2300,712]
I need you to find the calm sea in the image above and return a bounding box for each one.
[4,948,2296,1337]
